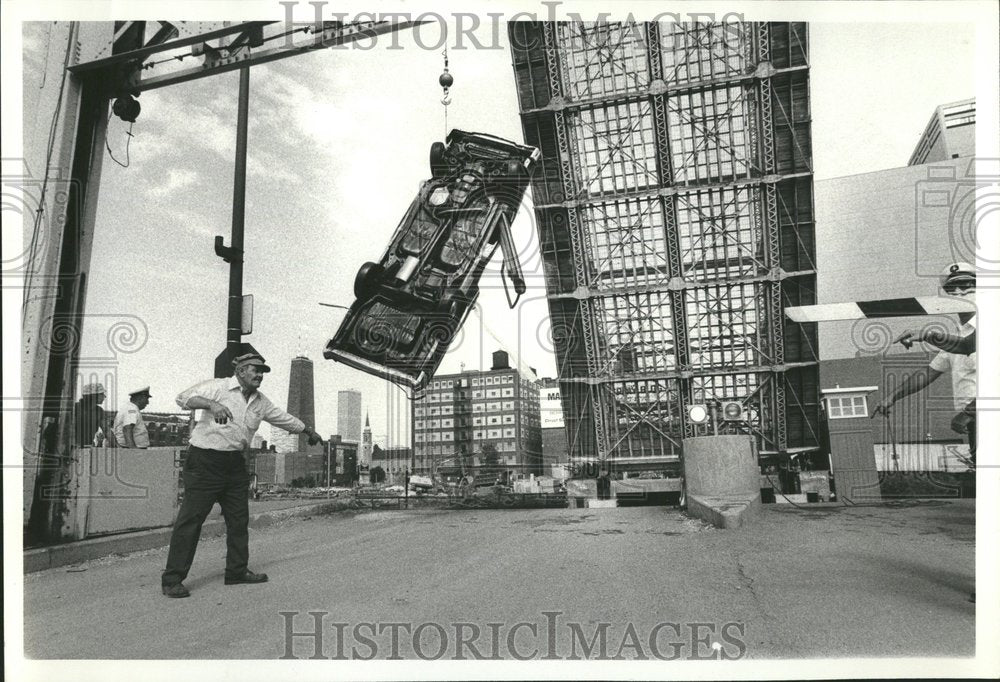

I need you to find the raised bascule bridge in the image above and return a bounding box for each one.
[509,22,820,490]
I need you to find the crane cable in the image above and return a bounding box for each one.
[439,47,453,139]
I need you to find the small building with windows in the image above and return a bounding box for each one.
[370,445,413,485]
[411,350,542,476]
[819,385,881,502]
[823,386,873,421]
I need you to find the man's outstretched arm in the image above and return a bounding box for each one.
[896,317,976,355]
[871,367,944,417]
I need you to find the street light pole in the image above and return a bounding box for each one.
[228,67,250,360]
[214,66,251,377]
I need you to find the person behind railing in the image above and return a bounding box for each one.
[112,385,151,449]
[74,382,117,448]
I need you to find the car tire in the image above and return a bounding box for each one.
[430,142,448,178]
[354,262,385,300]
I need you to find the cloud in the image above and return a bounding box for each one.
[148,167,200,198]
[247,151,305,186]
[137,80,238,162]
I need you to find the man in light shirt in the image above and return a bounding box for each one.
[871,262,977,605]
[113,386,151,448]
[161,351,324,598]
[871,262,977,457]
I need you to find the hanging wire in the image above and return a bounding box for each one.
[38,22,55,90]
[105,112,135,168]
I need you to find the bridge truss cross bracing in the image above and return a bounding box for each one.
[510,21,820,470]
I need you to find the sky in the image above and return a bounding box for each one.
[17,15,981,447]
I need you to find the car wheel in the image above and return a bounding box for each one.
[429,142,448,178]
[354,262,385,300]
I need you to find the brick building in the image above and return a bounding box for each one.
[412,351,542,476]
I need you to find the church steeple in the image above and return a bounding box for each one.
[361,411,373,466]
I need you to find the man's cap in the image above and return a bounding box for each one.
[82,382,106,397]
[233,352,271,373]
[128,385,152,398]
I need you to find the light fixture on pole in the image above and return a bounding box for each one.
[687,404,710,425]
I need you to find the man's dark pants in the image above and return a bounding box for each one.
[162,447,250,586]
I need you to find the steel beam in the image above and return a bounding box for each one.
[24,49,112,540]
[517,65,809,116]
[69,20,424,94]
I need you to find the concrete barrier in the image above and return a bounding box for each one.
[682,435,761,529]
[24,500,345,573]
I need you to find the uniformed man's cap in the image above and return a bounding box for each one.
[233,352,271,373]
[129,385,152,398]
[940,262,976,294]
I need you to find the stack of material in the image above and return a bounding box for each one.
[565,479,596,498]
[798,471,831,501]
[513,479,540,494]
[535,476,557,493]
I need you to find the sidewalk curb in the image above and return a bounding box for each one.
[23,501,344,574]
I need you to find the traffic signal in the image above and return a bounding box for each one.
[721,401,744,422]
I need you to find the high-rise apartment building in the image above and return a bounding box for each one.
[287,355,322,453]
[412,351,542,475]
[337,389,363,443]
[908,98,975,166]
[510,22,819,471]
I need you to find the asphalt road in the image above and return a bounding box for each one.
[23,500,976,661]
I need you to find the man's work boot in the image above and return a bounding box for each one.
[225,570,269,585]
[162,582,191,598]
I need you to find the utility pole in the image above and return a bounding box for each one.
[214,67,251,377]
[326,440,331,488]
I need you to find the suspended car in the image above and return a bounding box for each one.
[324,129,539,393]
